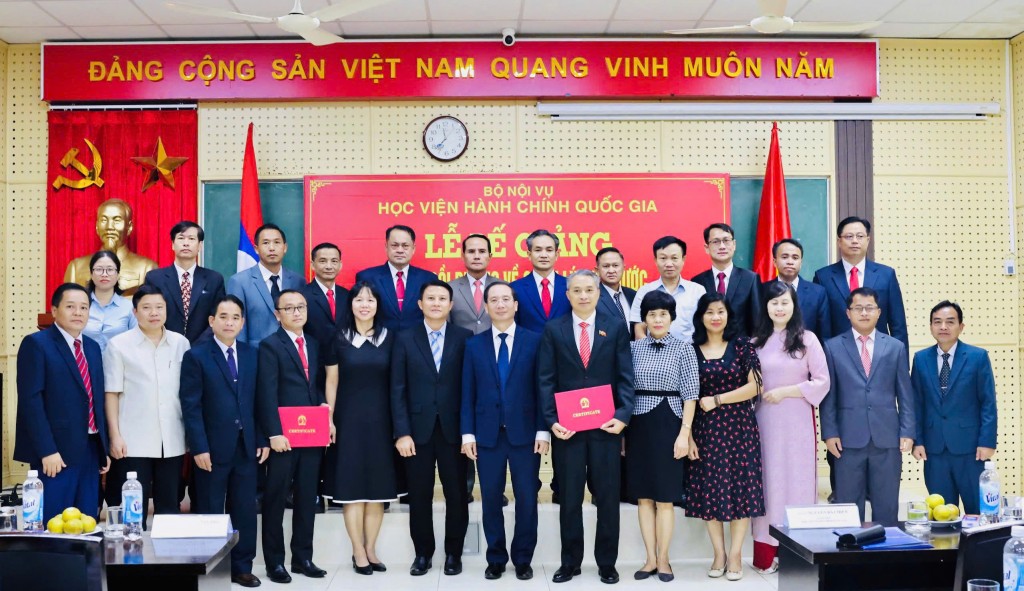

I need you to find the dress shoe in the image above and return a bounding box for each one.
[369,561,387,572]
[633,567,657,580]
[444,554,462,575]
[232,573,262,587]
[291,560,326,578]
[599,566,620,584]
[514,565,533,580]
[725,569,744,581]
[484,564,505,579]
[552,565,581,583]
[410,556,432,576]
[658,571,674,583]
[351,556,373,576]
[267,564,292,584]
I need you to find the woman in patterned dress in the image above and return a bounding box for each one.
[686,292,764,582]
[625,290,700,582]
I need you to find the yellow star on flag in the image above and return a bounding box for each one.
[131,137,188,191]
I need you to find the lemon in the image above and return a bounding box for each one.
[81,515,97,533]
[61,507,82,522]
[63,518,84,535]
[925,494,945,510]
[944,504,960,518]
[932,505,955,522]
[46,516,64,534]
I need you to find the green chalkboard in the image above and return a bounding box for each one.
[200,177,830,282]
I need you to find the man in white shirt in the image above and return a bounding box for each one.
[103,284,191,527]
[630,236,706,343]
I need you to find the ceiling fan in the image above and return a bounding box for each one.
[165,0,391,45]
[666,0,880,36]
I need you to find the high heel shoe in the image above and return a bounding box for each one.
[707,564,726,578]
[352,556,373,575]
[369,561,387,572]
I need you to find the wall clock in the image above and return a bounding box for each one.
[423,116,468,162]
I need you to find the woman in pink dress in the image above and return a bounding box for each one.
[750,282,830,574]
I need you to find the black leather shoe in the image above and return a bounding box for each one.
[267,564,292,584]
[444,554,462,575]
[369,561,387,572]
[410,556,432,576]
[232,573,262,587]
[291,560,326,578]
[351,556,373,576]
[552,565,581,583]
[484,564,505,579]
[515,565,533,580]
[599,566,620,584]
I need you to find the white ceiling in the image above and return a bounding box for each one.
[0,0,1023,44]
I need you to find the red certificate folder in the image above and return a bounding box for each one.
[555,385,615,432]
[278,406,330,447]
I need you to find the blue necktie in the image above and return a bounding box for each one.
[430,330,443,371]
[939,353,950,395]
[497,333,510,391]
[226,346,238,381]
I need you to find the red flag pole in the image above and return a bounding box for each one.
[752,122,793,283]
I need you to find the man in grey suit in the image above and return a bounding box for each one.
[227,223,305,345]
[820,287,915,525]
[450,234,498,335]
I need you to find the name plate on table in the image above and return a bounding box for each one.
[279,405,330,447]
[556,385,614,432]
[151,514,233,538]
[784,504,862,529]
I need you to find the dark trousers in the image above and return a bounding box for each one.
[194,433,258,577]
[34,434,103,523]
[552,429,621,569]
[923,451,985,515]
[477,430,540,567]
[105,455,183,530]
[262,446,321,566]
[834,441,901,525]
[404,420,469,558]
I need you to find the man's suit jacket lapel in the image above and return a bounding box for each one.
[828,263,848,299]
[559,317,585,372]
[163,268,185,318]
[588,315,607,364]
[438,323,459,374]
[551,274,570,317]
[191,268,208,307]
[308,284,332,322]
[921,345,942,402]
[840,332,869,382]
[403,269,427,317]
[211,341,239,393]
[943,343,967,399]
[249,266,274,312]
[49,326,86,395]
[375,266,401,319]
[412,325,437,374]
[276,329,308,383]
[725,269,742,300]
[505,332,524,388]
[521,274,545,320]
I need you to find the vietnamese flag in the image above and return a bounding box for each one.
[752,121,793,282]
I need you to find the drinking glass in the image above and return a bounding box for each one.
[0,508,16,532]
[966,579,1000,591]
[906,500,929,530]
[1001,495,1023,522]
[105,506,125,539]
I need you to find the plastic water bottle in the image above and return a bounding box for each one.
[1004,525,1024,590]
[122,472,143,541]
[980,461,1000,525]
[22,470,44,532]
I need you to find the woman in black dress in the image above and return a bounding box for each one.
[324,281,401,575]
[626,290,699,582]
[686,293,764,582]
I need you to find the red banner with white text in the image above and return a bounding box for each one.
[305,173,729,289]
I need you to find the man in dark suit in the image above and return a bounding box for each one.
[820,287,915,526]
[143,220,226,344]
[450,234,498,335]
[911,301,997,515]
[762,238,830,337]
[15,283,110,522]
[227,223,305,345]
[510,229,571,333]
[692,223,761,336]
[180,295,269,588]
[461,281,548,581]
[538,270,636,585]
[813,216,908,350]
[355,224,438,333]
[256,290,329,583]
[595,247,636,333]
[301,242,349,381]
[391,280,473,577]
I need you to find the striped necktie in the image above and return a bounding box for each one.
[430,330,443,371]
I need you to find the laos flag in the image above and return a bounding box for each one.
[237,122,263,272]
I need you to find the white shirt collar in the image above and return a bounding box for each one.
[571,311,597,326]
[602,283,622,297]
[174,262,197,283]
[424,321,447,337]
[283,328,305,344]
[852,328,877,342]
[842,258,866,279]
[491,323,517,340]
[213,335,236,354]
[711,263,734,279]
[938,341,958,359]
[388,261,408,280]
[132,326,169,347]
[54,323,79,348]
[258,262,279,283]
[778,276,801,289]
[532,270,555,290]
[315,277,334,295]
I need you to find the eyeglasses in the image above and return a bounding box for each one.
[707,238,734,247]
[849,305,879,314]
[92,267,118,275]
[277,305,307,314]
[841,233,868,241]
[487,296,514,305]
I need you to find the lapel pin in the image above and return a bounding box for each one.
[598,330,607,337]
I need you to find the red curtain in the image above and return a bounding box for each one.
[46,110,198,297]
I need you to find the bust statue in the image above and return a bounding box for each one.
[64,198,158,293]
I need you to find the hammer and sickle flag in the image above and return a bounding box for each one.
[52,138,104,190]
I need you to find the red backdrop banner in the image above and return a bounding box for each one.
[42,40,878,102]
[46,110,199,297]
[305,173,730,289]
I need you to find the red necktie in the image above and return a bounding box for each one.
[859,334,871,377]
[473,279,483,314]
[578,322,591,368]
[181,271,192,322]
[73,339,98,433]
[326,289,335,320]
[849,266,860,291]
[396,270,405,311]
[296,336,309,379]
[541,277,552,317]
[717,272,726,295]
